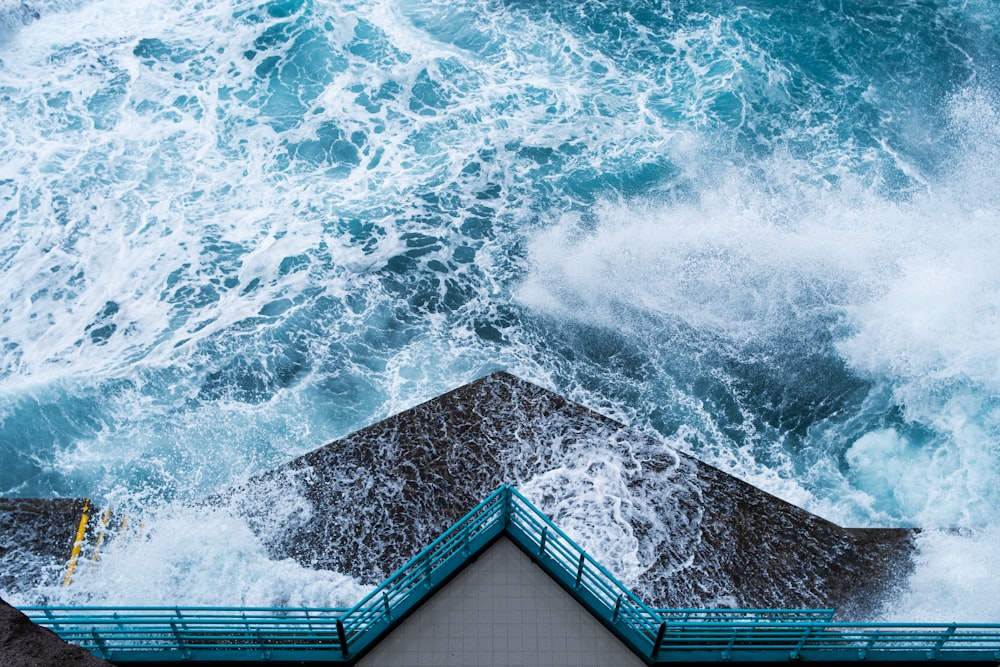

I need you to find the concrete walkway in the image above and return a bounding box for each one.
[359,537,644,667]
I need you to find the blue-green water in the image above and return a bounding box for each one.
[2,0,999,617]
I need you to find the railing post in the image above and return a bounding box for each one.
[383,591,392,622]
[574,553,586,589]
[929,624,956,660]
[859,629,879,660]
[43,608,62,631]
[336,618,349,659]
[501,486,511,527]
[790,626,812,660]
[170,620,190,660]
[91,629,110,660]
[612,595,622,623]
[423,553,432,589]
[256,629,270,660]
[538,527,548,557]
[723,625,738,661]
[651,622,666,659]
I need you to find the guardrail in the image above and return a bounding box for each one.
[22,485,1000,663]
[21,607,349,662]
[645,620,1000,663]
[336,484,509,658]
[504,484,665,656]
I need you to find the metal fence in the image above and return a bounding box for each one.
[23,606,348,661]
[22,485,1000,663]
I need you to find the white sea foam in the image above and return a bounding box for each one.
[9,503,370,607]
[882,526,1000,623]
[519,85,1000,618]
[2,0,998,621]
[836,90,1000,529]
[521,450,649,587]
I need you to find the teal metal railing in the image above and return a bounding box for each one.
[504,485,665,656]
[641,620,1000,662]
[22,607,349,662]
[21,486,1000,663]
[336,484,510,657]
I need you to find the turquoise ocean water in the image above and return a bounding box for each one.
[2,0,1000,617]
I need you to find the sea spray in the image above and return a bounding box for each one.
[8,502,371,608]
[1,0,998,620]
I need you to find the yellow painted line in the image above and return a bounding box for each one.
[91,507,112,563]
[62,499,91,586]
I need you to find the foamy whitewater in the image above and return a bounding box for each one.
[1,0,999,620]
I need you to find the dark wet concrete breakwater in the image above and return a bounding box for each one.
[0,498,92,594]
[224,371,914,619]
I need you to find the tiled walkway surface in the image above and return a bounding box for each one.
[358,537,644,667]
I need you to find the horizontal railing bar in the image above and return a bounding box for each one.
[20,608,347,612]
[654,608,835,615]
[28,617,345,624]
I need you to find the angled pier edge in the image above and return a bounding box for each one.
[224,371,914,618]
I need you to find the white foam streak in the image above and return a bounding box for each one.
[883,527,1000,623]
[521,450,651,586]
[518,172,898,344]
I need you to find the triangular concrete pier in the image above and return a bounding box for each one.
[226,371,914,618]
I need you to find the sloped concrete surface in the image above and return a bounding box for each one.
[225,371,914,618]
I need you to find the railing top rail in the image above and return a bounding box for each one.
[648,621,1000,631]
[20,605,349,614]
[28,611,1000,633]
[506,486,660,616]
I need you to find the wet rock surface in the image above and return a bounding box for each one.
[225,371,915,618]
[0,596,112,667]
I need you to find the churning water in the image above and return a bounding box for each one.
[1,0,999,619]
